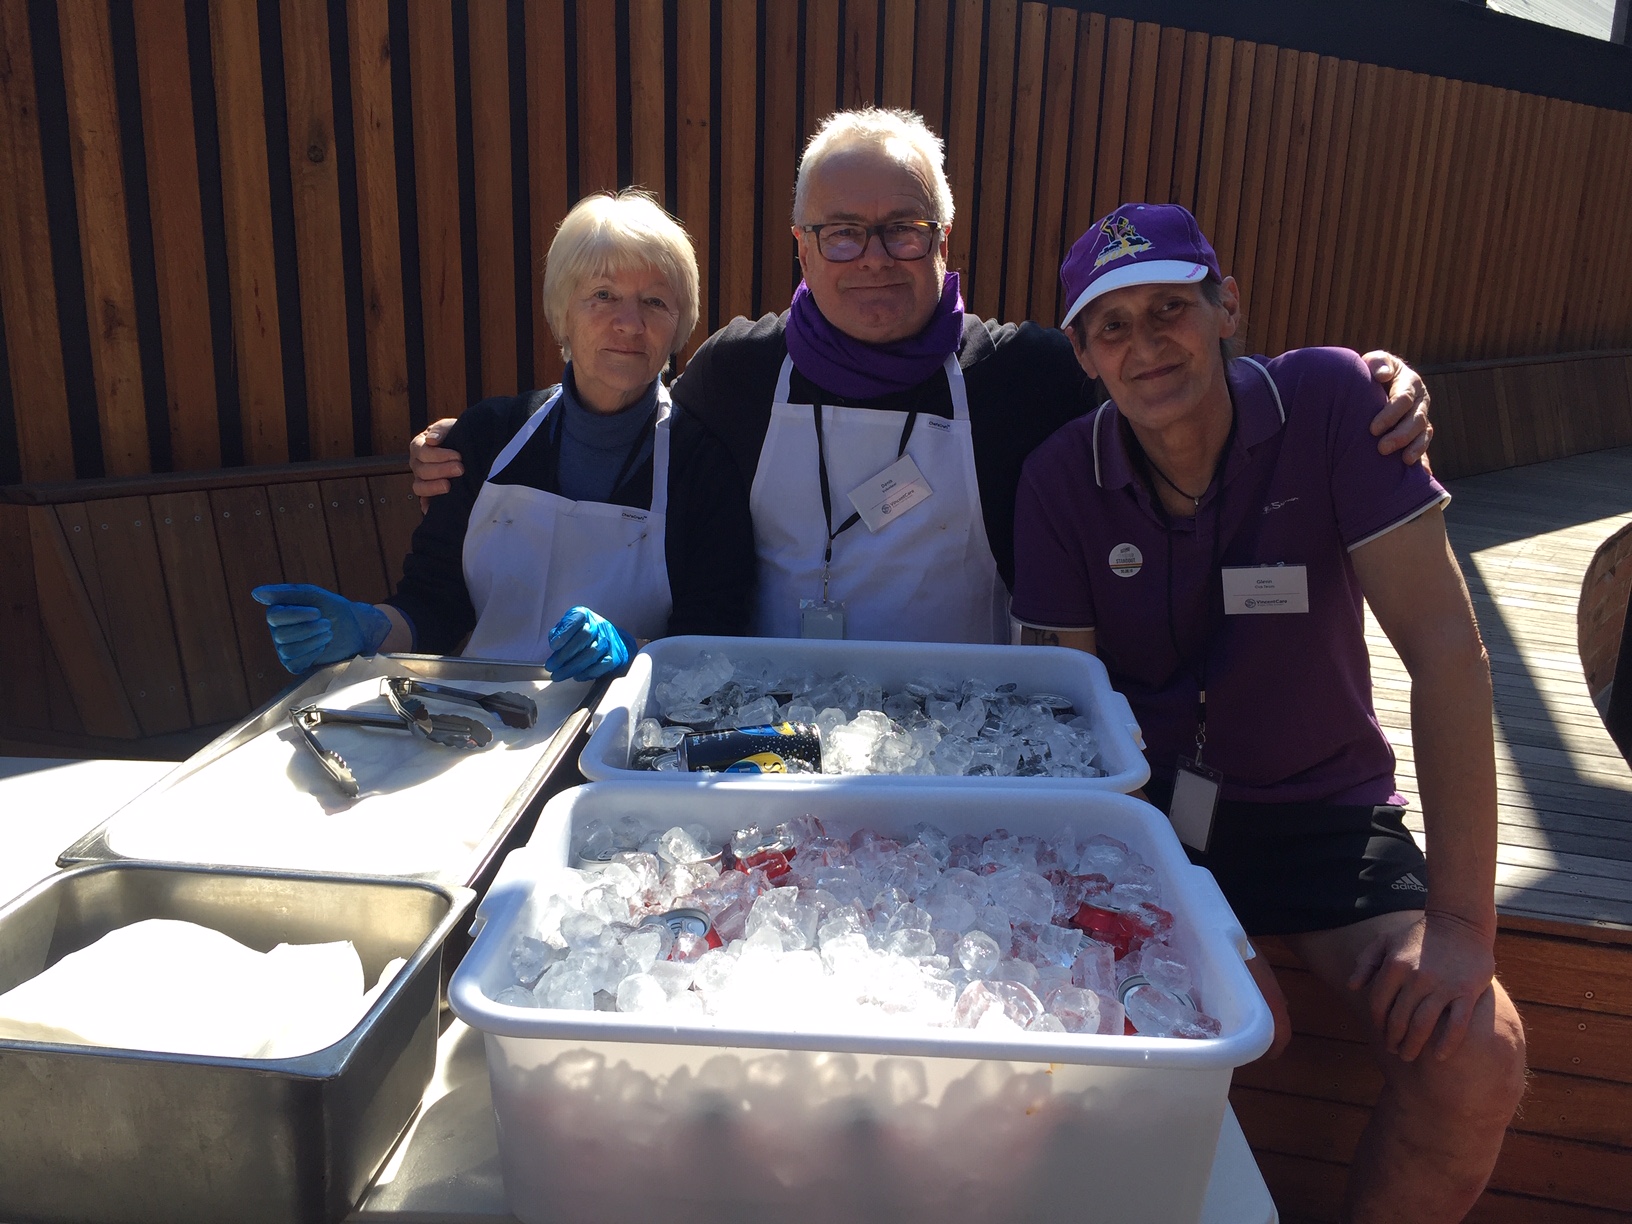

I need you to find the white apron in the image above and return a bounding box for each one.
[747,353,1008,643]
[461,384,672,661]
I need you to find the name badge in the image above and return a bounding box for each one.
[1223,564,1309,615]
[799,598,847,639]
[847,454,933,533]
[1170,757,1222,852]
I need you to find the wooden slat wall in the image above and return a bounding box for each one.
[4,0,1632,485]
[0,458,420,747]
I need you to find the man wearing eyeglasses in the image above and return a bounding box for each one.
[657,107,1428,642]
[411,107,1431,643]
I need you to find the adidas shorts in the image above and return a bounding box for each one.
[1173,799,1429,937]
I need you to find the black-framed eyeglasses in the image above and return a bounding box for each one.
[799,219,943,263]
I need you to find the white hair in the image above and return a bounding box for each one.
[543,188,700,359]
[793,108,955,227]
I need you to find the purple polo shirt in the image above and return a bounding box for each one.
[1012,348,1449,805]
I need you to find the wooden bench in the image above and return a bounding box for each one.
[0,458,419,756]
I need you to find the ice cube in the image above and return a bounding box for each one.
[970,905,1012,946]
[541,967,594,1010]
[656,825,714,865]
[1123,982,1222,1039]
[509,935,562,987]
[623,926,665,973]
[615,973,669,1013]
[669,931,709,962]
[925,893,976,934]
[632,717,666,750]
[559,910,607,948]
[1044,985,1103,1034]
[955,930,1002,977]
[984,868,1056,926]
[1072,940,1118,995]
[952,978,1043,1030]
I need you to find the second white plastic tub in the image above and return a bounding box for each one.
[449,781,1270,1224]
[579,635,1150,792]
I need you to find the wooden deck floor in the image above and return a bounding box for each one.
[1366,444,1632,935]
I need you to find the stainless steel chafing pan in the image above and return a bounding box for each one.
[0,861,474,1224]
[57,653,606,891]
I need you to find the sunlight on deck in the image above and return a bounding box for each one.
[1363,446,1632,931]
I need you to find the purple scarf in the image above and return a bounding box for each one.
[783,272,965,400]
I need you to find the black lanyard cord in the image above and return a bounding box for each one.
[1139,410,1237,762]
[812,403,918,573]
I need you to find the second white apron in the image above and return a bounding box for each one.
[747,354,1008,643]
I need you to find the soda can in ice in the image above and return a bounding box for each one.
[727,826,797,881]
[639,907,723,951]
[677,722,824,773]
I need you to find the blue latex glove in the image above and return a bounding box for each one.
[544,606,633,681]
[251,583,393,674]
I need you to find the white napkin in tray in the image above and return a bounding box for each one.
[0,918,405,1059]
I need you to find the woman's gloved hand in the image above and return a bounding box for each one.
[252,584,393,674]
[545,606,633,681]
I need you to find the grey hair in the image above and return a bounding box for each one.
[793,108,955,226]
[543,188,700,360]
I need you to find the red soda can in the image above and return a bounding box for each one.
[728,827,797,882]
[640,907,723,951]
[1069,901,1156,960]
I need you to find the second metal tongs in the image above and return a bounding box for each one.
[293,701,494,751]
[386,677,537,729]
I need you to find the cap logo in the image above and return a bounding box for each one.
[1093,216,1153,269]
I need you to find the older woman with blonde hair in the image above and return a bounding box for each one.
[253,188,699,679]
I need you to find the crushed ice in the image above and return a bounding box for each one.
[629,652,1105,778]
[493,815,1221,1040]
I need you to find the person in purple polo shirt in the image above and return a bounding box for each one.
[1012,203,1525,1223]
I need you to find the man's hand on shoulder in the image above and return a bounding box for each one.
[410,418,464,511]
[1349,910,1496,1064]
[1362,350,1433,467]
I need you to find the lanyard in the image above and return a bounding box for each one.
[545,394,660,502]
[1135,410,1237,764]
[811,404,917,600]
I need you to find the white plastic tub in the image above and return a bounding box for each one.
[449,781,1271,1224]
[579,635,1150,792]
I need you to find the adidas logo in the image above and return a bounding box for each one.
[1391,872,1428,892]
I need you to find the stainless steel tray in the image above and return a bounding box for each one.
[58,653,603,890]
[0,861,475,1224]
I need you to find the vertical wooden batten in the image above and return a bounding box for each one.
[132,0,220,472]
[345,0,411,452]
[56,0,150,476]
[524,0,570,387]
[467,0,518,399]
[0,0,74,482]
[209,0,290,465]
[405,2,466,423]
[279,0,355,459]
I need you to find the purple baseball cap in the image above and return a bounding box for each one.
[1059,203,1220,328]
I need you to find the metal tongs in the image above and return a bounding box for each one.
[288,708,361,797]
[288,695,495,798]
[386,676,538,729]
